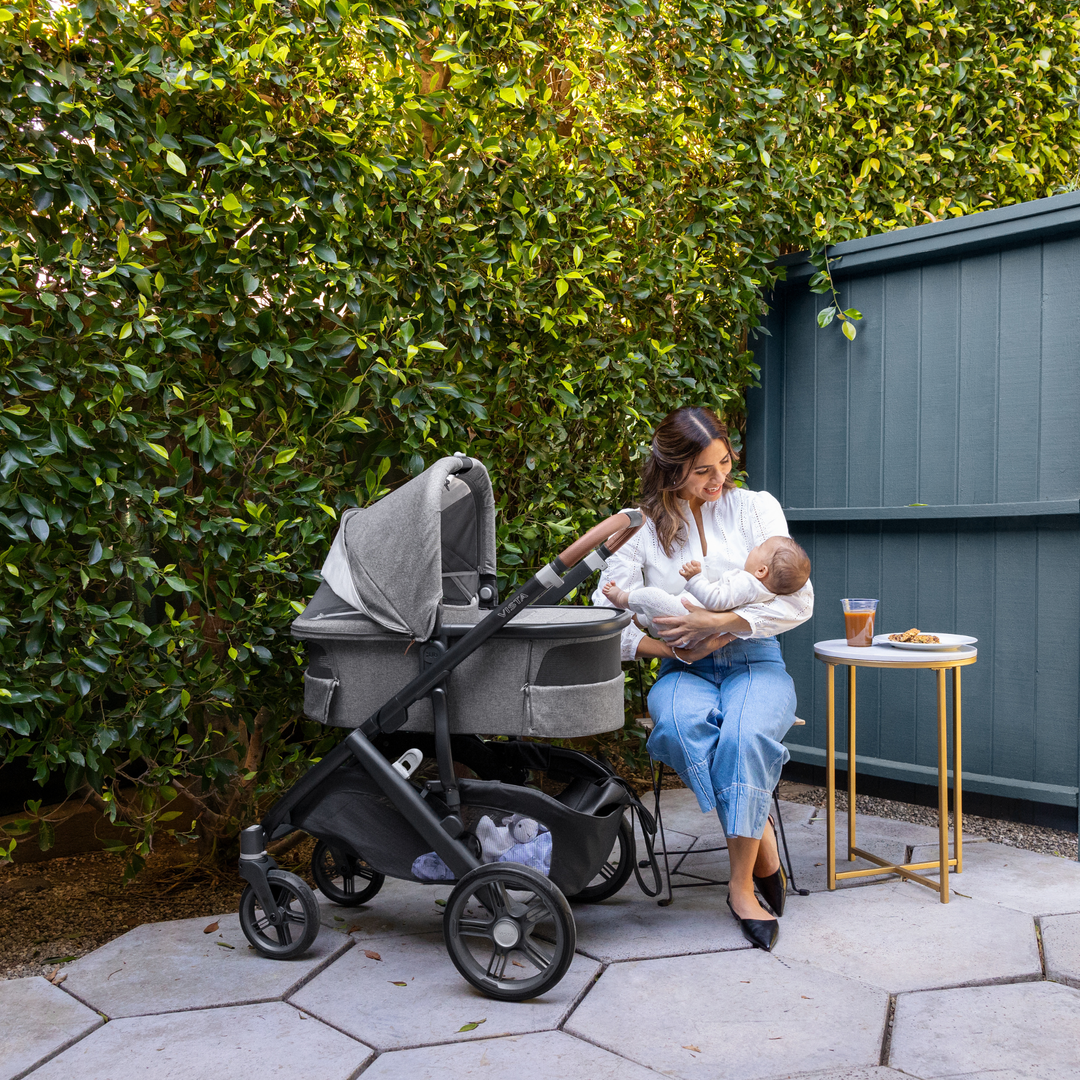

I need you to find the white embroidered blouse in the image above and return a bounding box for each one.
[590,487,815,660]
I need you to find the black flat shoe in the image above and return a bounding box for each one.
[753,863,787,918]
[726,896,779,952]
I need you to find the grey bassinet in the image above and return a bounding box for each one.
[291,455,631,737]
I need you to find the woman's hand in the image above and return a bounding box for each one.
[654,600,751,649]
[674,633,734,663]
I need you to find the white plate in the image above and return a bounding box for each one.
[874,633,978,651]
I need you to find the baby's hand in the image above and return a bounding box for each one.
[680,560,702,581]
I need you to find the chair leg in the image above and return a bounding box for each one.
[772,787,810,896]
[652,759,675,906]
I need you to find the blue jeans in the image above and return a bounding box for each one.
[646,637,796,840]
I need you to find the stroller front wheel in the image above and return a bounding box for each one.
[443,863,576,1002]
[311,840,385,907]
[238,869,320,959]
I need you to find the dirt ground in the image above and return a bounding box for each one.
[2,779,1076,983]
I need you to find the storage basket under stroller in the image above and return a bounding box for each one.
[237,455,655,1001]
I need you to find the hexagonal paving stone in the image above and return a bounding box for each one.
[290,931,601,1051]
[59,912,351,1018]
[27,1001,371,1080]
[908,840,1080,916]
[0,976,103,1080]
[1040,912,1080,990]
[316,875,451,936]
[889,980,1080,1079]
[677,821,910,896]
[361,1030,663,1079]
[565,949,889,1080]
[773,1071,908,1080]
[774,881,1040,993]
[570,871,751,962]
[651,789,816,836]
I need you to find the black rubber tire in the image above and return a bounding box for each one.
[443,863,576,1002]
[311,840,385,907]
[239,868,320,959]
[568,814,636,903]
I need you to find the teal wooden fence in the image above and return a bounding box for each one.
[747,191,1080,837]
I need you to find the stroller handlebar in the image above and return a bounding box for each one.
[552,508,644,574]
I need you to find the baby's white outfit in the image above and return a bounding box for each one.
[592,488,814,660]
[623,568,773,632]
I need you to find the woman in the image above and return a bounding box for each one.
[592,406,813,950]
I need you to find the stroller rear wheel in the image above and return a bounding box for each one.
[311,840,385,907]
[443,863,576,1002]
[238,869,320,959]
[567,813,635,903]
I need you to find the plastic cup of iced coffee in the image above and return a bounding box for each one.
[842,598,878,647]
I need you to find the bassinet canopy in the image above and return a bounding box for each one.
[320,455,497,640]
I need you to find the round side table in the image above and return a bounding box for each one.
[813,638,977,903]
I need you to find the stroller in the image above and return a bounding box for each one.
[237,455,660,1001]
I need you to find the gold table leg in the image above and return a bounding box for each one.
[954,666,963,874]
[848,665,857,861]
[826,663,836,891]
[937,667,950,903]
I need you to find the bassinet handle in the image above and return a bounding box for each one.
[552,509,644,574]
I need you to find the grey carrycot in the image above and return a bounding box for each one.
[236,455,660,1001]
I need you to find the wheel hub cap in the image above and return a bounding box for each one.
[493,918,520,949]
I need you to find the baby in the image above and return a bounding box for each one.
[602,536,811,633]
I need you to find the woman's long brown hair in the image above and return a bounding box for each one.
[640,407,737,556]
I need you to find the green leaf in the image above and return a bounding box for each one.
[842,320,857,341]
[165,151,187,175]
[222,193,242,213]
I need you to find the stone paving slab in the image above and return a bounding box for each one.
[803,806,950,847]
[566,949,889,1080]
[651,790,816,836]
[677,822,910,895]
[26,1001,371,1080]
[0,977,103,1080]
[360,1030,664,1079]
[290,931,601,1051]
[59,912,351,1018]
[775,882,1040,993]
[570,875,751,962]
[889,980,1080,1079]
[909,840,1080,915]
[1040,912,1080,990]
[777,1070,908,1080]
[317,876,451,937]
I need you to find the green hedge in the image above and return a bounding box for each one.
[3,0,1078,866]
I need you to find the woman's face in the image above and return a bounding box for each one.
[676,439,732,505]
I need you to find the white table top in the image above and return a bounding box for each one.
[814,638,977,665]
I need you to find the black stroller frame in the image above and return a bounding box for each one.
[237,455,661,1001]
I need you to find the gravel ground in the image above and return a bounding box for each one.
[778,780,1079,860]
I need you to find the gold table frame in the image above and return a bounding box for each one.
[813,639,977,904]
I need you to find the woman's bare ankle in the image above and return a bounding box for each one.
[727,883,774,922]
[752,822,781,878]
